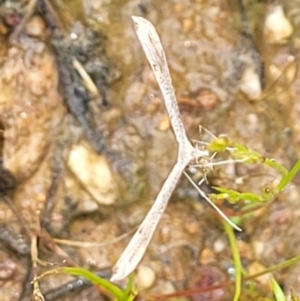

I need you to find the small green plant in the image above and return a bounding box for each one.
[36,267,137,301]
[207,136,288,174]
[207,136,300,206]
[62,267,137,301]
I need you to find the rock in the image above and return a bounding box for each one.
[67,143,118,205]
[213,237,226,253]
[136,265,156,289]
[252,240,265,258]
[157,115,170,131]
[0,40,65,181]
[239,67,262,100]
[199,247,215,265]
[25,16,46,38]
[158,280,176,294]
[264,6,293,44]
[196,89,218,111]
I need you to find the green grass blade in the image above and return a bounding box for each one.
[264,158,288,175]
[211,186,265,203]
[123,275,138,301]
[246,254,300,280]
[223,220,242,301]
[275,159,300,194]
[271,276,286,301]
[62,267,124,301]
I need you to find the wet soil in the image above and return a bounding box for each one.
[0,0,300,300]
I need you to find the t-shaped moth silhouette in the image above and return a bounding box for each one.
[110,16,240,282]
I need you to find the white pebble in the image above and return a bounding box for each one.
[264,6,293,44]
[159,280,176,294]
[136,265,156,289]
[67,143,118,205]
[239,67,262,100]
[213,237,226,253]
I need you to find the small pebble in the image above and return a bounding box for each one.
[213,237,226,253]
[158,280,176,294]
[174,3,185,13]
[199,247,215,265]
[264,5,293,44]
[67,142,118,205]
[25,16,46,38]
[196,89,218,111]
[0,255,15,280]
[136,265,156,289]
[158,115,170,131]
[182,18,194,33]
[239,67,262,100]
[184,218,198,234]
[0,266,13,280]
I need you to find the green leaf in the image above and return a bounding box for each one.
[270,276,286,301]
[62,267,125,301]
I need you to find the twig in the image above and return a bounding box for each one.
[72,58,100,98]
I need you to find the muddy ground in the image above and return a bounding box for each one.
[0,0,300,300]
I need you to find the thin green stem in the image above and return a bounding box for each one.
[275,159,300,194]
[223,220,242,301]
[62,267,124,301]
[246,254,300,281]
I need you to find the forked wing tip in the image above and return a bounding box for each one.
[131,15,141,23]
